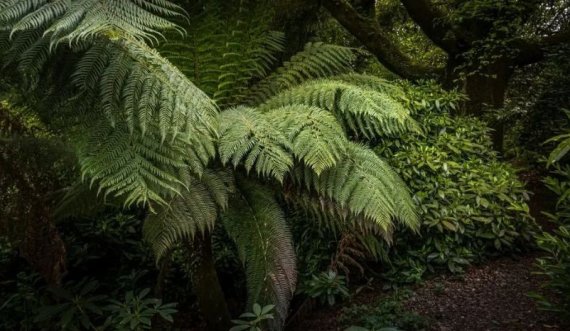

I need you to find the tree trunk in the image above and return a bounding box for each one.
[188,233,231,331]
[20,207,67,287]
[462,60,512,153]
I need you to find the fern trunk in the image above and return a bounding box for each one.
[188,233,231,331]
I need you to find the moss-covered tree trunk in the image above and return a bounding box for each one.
[189,233,231,331]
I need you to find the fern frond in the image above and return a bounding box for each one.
[222,179,296,331]
[244,43,356,105]
[266,105,347,175]
[262,79,418,138]
[293,142,419,232]
[159,1,284,107]
[73,37,218,143]
[1,0,185,45]
[283,190,391,241]
[331,73,405,96]
[218,107,293,182]
[143,175,229,261]
[77,121,193,209]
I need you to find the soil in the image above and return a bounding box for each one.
[288,254,566,331]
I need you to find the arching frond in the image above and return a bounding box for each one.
[244,42,356,105]
[262,79,418,138]
[283,190,392,242]
[159,1,284,107]
[218,107,293,182]
[143,170,235,261]
[293,142,419,232]
[266,105,347,175]
[77,121,194,209]
[222,179,296,331]
[74,37,219,142]
[1,0,185,45]
[331,73,405,96]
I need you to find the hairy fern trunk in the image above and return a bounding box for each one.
[189,234,231,331]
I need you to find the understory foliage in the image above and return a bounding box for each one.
[0,0,419,329]
[376,82,537,280]
[532,138,570,321]
[339,290,428,331]
[293,81,537,287]
[0,213,180,331]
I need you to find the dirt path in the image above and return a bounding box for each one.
[289,254,565,331]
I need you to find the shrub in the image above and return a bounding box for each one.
[533,163,570,321]
[375,81,537,280]
[299,270,350,306]
[340,290,428,331]
[231,304,276,331]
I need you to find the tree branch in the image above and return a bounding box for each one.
[400,0,462,54]
[513,25,570,66]
[322,0,441,80]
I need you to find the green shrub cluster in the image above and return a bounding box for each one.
[340,290,428,331]
[0,213,179,330]
[533,165,570,321]
[375,82,537,281]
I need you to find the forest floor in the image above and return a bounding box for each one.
[289,254,566,331]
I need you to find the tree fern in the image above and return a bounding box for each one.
[222,179,296,331]
[0,3,423,330]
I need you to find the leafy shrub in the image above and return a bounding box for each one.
[0,272,44,330]
[375,81,537,279]
[104,288,178,330]
[299,270,350,306]
[340,290,427,331]
[33,279,107,330]
[532,163,570,321]
[1,211,180,330]
[231,303,276,331]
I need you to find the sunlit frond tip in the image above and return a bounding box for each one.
[1,0,186,45]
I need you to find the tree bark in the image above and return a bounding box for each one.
[463,60,512,153]
[188,233,231,331]
[322,0,441,80]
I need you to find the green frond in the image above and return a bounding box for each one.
[222,179,296,331]
[546,132,570,165]
[73,37,219,143]
[293,142,419,232]
[158,1,284,107]
[244,42,356,105]
[1,0,185,45]
[218,107,293,182]
[266,105,347,175]
[283,190,392,242]
[331,73,405,96]
[77,121,192,209]
[143,174,230,261]
[1,27,43,66]
[261,78,418,139]
[16,36,50,88]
